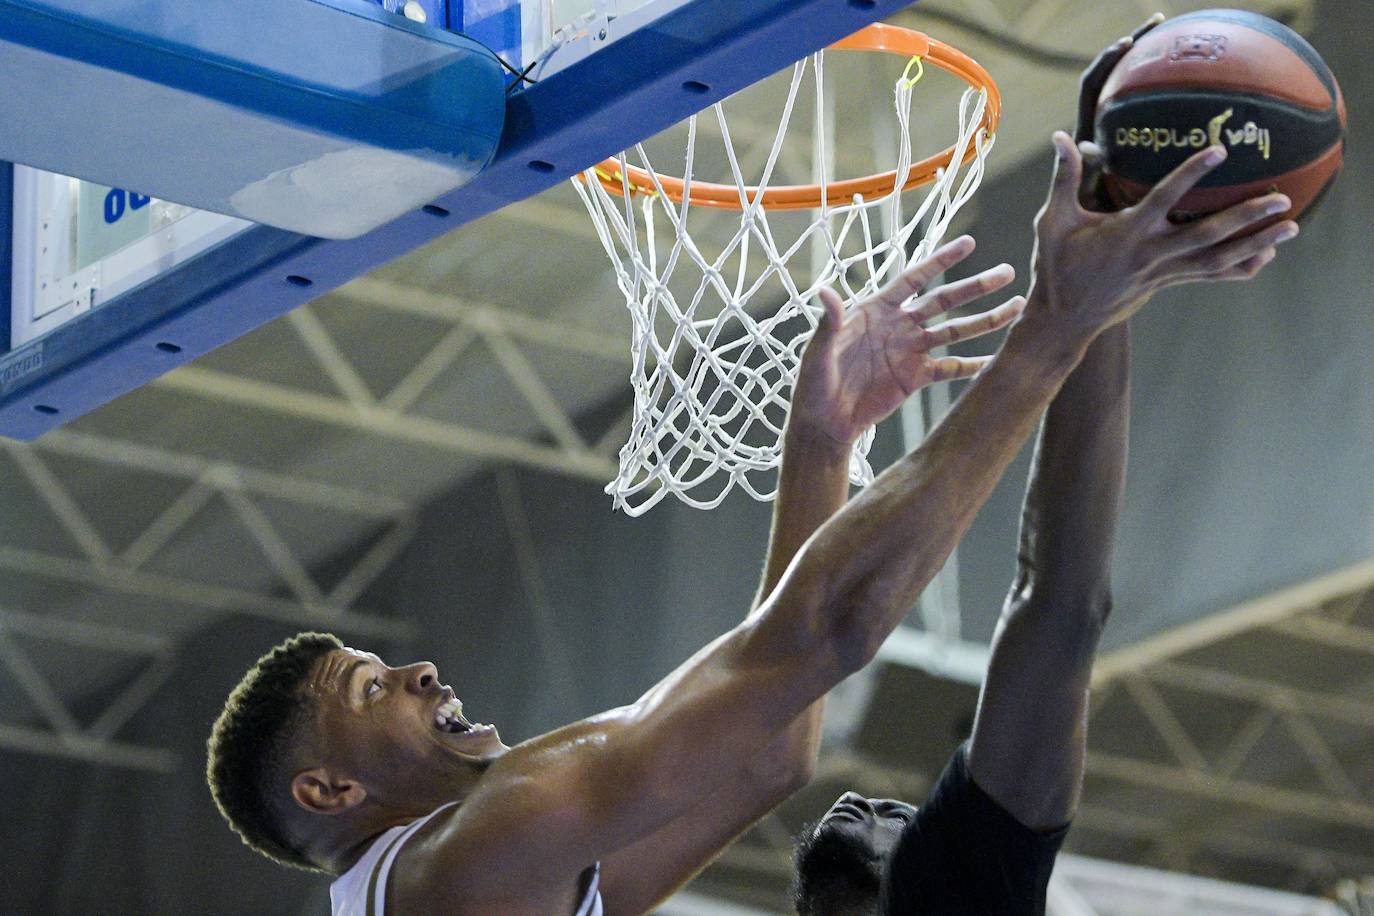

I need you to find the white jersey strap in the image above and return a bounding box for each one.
[574,862,603,916]
[366,802,458,916]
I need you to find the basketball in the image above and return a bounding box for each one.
[1095,9,1345,224]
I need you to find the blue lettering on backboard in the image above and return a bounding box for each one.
[103,189,151,224]
[104,188,125,224]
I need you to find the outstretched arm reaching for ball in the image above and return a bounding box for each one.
[596,242,1023,915]
[965,17,1298,831]
[388,100,1296,916]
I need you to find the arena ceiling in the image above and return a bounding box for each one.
[4,0,1361,910]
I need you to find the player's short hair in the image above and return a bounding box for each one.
[207,631,343,871]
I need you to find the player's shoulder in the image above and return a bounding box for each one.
[386,806,591,915]
[385,770,592,912]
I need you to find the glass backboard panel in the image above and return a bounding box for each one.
[10,166,252,348]
[0,0,915,437]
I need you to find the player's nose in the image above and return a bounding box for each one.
[397,661,439,692]
[838,791,875,814]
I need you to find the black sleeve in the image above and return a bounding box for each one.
[881,743,1069,916]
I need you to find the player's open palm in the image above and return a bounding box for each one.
[792,236,1025,447]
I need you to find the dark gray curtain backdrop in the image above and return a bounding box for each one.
[2,2,1371,912]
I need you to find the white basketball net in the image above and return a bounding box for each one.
[574,49,993,515]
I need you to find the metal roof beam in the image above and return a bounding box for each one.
[0,606,170,654]
[0,544,416,642]
[1093,558,1374,685]
[0,723,176,774]
[34,429,406,518]
[156,367,619,483]
[1148,660,1374,731]
[334,278,632,363]
[1085,752,1374,830]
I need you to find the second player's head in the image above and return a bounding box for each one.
[792,791,917,915]
[207,632,507,873]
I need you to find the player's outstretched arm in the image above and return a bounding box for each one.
[964,19,1298,832]
[596,241,1023,914]
[394,132,1292,916]
[754,124,1300,727]
[964,322,1131,831]
[960,19,1150,833]
[391,249,1029,912]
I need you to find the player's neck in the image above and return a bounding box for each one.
[319,790,468,875]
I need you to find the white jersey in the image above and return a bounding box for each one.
[329,802,604,916]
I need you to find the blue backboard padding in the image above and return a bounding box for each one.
[0,0,506,238]
[0,0,922,438]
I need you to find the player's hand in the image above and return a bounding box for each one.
[1075,13,1165,211]
[1027,133,1299,337]
[791,236,1025,448]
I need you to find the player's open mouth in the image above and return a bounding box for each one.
[434,697,476,734]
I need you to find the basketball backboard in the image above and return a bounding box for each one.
[0,0,922,439]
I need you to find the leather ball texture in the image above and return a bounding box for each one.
[1096,8,1346,224]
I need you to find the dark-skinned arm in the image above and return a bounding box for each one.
[965,322,1129,830]
[594,428,849,915]
[392,136,1296,914]
[966,15,1297,830]
[595,245,1023,914]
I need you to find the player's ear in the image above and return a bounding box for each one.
[291,768,367,815]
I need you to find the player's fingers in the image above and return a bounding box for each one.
[1130,12,1166,42]
[1170,247,1278,286]
[922,296,1026,349]
[1042,132,1086,224]
[1162,193,1292,255]
[1135,145,1228,223]
[905,264,1016,324]
[930,355,996,383]
[1077,141,1113,211]
[1168,221,1296,280]
[876,236,977,307]
[1079,141,1107,167]
[1074,16,1163,141]
[1076,35,1135,142]
[1214,248,1279,281]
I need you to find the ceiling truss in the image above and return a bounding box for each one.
[0,432,421,773]
[155,279,628,482]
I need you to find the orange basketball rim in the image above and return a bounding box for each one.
[587,22,1002,210]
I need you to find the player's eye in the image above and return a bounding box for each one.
[365,677,382,698]
[880,806,912,824]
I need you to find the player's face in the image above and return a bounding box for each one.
[792,791,915,911]
[307,648,508,795]
[812,790,915,864]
